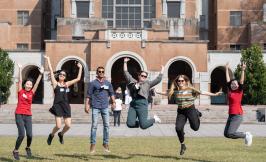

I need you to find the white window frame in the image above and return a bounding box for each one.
[17,11,29,25]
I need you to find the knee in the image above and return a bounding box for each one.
[65,123,71,129]
[224,132,233,139]
[126,121,135,128]
[55,124,61,130]
[18,134,25,140]
[190,125,200,131]
[175,126,183,133]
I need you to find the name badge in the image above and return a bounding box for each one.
[101,85,109,90]
[60,88,65,92]
[66,88,70,93]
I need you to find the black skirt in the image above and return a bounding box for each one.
[49,102,71,118]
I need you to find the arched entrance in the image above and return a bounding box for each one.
[111,57,141,92]
[22,65,43,104]
[210,66,232,104]
[168,60,193,104]
[61,60,84,104]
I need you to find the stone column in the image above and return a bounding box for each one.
[43,71,54,104]
[162,0,167,17]
[71,0,77,18]
[180,0,186,18]
[199,72,211,105]
[89,0,95,17]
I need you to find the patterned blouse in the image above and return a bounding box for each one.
[174,88,201,108]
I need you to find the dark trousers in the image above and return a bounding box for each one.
[15,114,32,150]
[126,99,155,129]
[175,106,200,143]
[224,114,245,139]
[113,110,121,126]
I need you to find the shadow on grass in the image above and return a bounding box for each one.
[0,157,14,162]
[55,153,133,161]
[20,155,54,160]
[129,153,216,162]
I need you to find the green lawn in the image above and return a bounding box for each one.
[0,137,265,162]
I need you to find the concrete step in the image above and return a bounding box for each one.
[0,104,263,124]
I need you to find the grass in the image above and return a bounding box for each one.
[0,136,266,162]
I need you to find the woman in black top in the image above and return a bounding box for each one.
[44,56,83,145]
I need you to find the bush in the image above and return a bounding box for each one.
[0,48,14,104]
[234,45,266,104]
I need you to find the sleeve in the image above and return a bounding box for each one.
[149,74,163,88]
[87,82,93,98]
[124,71,137,84]
[108,82,115,97]
[192,89,201,97]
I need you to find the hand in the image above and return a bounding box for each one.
[124,57,130,63]
[215,92,223,96]
[85,105,90,114]
[225,62,229,69]
[43,55,49,60]
[241,62,246,71]
[39,66,44,74]
[111,102,116,110]
[77,62,82,69]
[160,65,164,74]
[17,63,22,69]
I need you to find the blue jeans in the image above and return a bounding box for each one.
[90,108,109,145]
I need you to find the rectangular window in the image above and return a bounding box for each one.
[230,44,241,50]
[17,44,29,50]
[116,6,141,28]
[143,0,156,28]
[17,11,29,25]
[102,0,114,28]
[230,11,242,26]
[76,1,90,18]
[167,2,181,18]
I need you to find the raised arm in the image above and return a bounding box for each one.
[17,63,22,92]
[32,66,44,93]
[123,57,137,83]
[44,55,57,88]
[239,62,246,84]
[66,62,83,87]
[149,65,164,87]
[225,62,231,83]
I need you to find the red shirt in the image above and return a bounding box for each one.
[227,84,243,115]
[15,89,34,116]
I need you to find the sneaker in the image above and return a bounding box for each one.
[103,144,111,153]
[25,147,32,158]
[58,132,64,144]
[13,150,20,160]
[154,115,161,123]
[47,133,54,145]
[245,132,253,146]
[90,144,96,154]
[180,144,186,155]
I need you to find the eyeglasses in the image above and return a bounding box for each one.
[59,73,66,77]
[98,70,105,74]
[140,75,147,78]
[178,80,185,83]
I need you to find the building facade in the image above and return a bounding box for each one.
[1,0,266,105]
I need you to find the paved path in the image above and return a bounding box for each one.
[1,123,265,137]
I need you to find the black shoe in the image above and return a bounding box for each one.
[180,144,187,155]
[47,134,54,145]
[58,132,64,144]
[25,147,32,158]
[13,150,20,160]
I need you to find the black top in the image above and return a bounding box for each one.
[53,85,69,104]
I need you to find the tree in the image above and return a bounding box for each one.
[0,48,14,104]
[234,45,266,104]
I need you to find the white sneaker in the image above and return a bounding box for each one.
[245,132,253,146]
[154,115,161,123]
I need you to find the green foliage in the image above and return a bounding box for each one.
[0,48,14,104]
[234,45,266,104]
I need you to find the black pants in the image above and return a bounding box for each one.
[113,110,121,126]
[175,106,200,143]
[15,114,32,150]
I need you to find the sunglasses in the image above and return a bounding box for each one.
[140,75,147,78]
[178,80,185,83]
[98,70,105,74]
[59,73,66,77]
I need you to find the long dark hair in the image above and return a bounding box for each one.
[53,70,67,81]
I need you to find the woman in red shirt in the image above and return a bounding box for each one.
[224,62,252,146]
[13,63,43,160]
